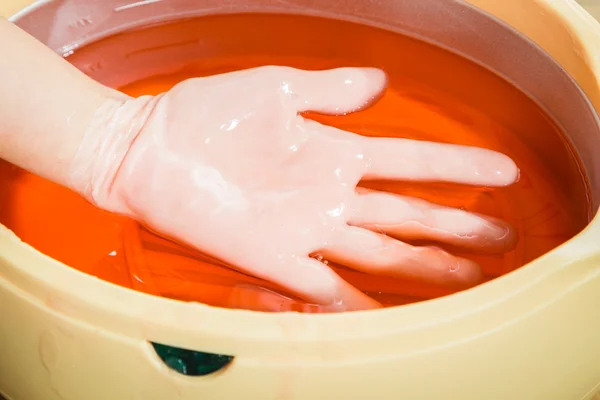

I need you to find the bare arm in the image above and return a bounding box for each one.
[0,18,127,189]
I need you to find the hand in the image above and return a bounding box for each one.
[70,66,519,311]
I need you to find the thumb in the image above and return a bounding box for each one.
[285,67,387,115]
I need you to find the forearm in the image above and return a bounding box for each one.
[0,18,128,189]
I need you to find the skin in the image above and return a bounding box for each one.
[0,18,520,311]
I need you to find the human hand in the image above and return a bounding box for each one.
[70,66,519,311]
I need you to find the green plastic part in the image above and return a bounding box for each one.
[151,342,234,376]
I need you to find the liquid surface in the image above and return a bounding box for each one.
[0,14,591,312]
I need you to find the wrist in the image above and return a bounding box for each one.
[68,93,161,212]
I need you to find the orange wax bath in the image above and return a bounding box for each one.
[0,13,591,312]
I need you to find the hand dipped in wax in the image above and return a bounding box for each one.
[69,66,519,311]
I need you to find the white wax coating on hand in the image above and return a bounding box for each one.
[71,66,519,310]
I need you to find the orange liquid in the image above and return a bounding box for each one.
[0,14,591,312]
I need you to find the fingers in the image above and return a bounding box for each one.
[147,250,380,311]
[357,136,520,187]
[278,66,518,188]
[259,255,382,311]
[320,226,484,289]
[281,67,387,115]
[142,225,380,310]
[350,189,518,253]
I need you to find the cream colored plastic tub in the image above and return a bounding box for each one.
[2,0,600,399]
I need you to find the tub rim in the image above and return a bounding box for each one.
[2,0,600,358]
